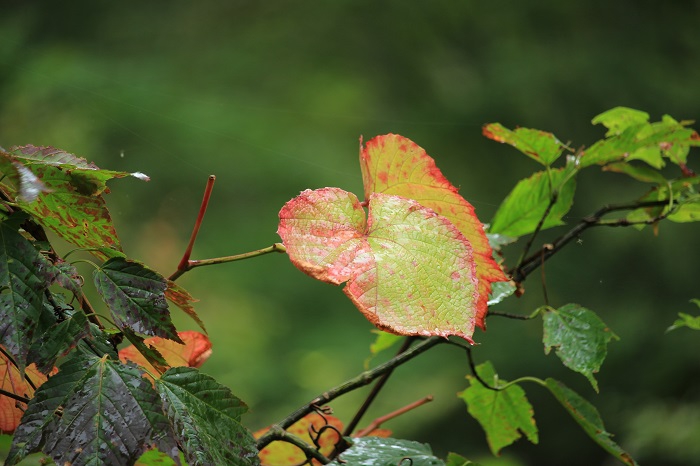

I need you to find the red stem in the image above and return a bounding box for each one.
[176,175,216,272]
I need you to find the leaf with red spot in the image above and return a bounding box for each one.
[482,123,565,166]
[255,412,343,466]
[0,353,55,434]
[119,331,213,377]
[359,134,507,329]
[278,187,479,341]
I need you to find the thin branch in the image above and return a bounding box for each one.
[353,395,433,438]
[262,425,331,464]
[0,387,30,404]
[170,243,287,281]
[515,190,558,271]
[256,336,443,450]
[342,336,415,437]
[511,199,671,283]
[486,310,533,320]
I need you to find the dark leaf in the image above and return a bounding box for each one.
[156,367,259,466]
[332,437,445,466]
[0,219,57,371]
[545,378,638,465]
[27,307,90,374]
[94,258,181,343]
[120,328,170,375]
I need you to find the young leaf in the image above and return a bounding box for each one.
[591,107,650,136]
[156,366,258,466]
[278,188,480,342]
[0,220,57,371]
[119,330,213,376]
[545,378,638,465]
[360,134,507,329]
[8,353,178,466]
[482,123,565,166]
[332,437,446,466]
[94,258,182,343]
[0,356,54,434]
[459,361,538,455]
[369,331,403,357]
[667,299,700,332]
[445,452,481,466]
[489,168,576,237]
[255,412,343,465]
[542,304,618,392]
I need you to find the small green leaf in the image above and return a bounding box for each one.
[459,361,538,455]
[483,123,565,165]
[157,367,259,466]
[545,378,638,465]
[667,300,700,332]
[0,219,57,371]
[542,304,618,392]
[668,199,700,223]
[369,331,403,357]
[94,258,181,343]
[490,168,577,237]
[445,452,481,466]
[332,437,445,465]
[603,162,668,184]
[487,280,517,306]
[591,107,650,136]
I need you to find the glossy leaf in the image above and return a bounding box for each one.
[27,309,90,374]
[490,168,576,237]
[8,353,178,466]
[94,258,181,342]
[545,378,638,465]
[0,355,54,434]
[256,412,343,465]
[119,330,213,376]
[542,304,618,392]
[279,188,479,342]
[165,280,206,332]
[0,220,57,371]
[156,366,258,466]
[332,437,445,466]
[482,123,565,165]
[360,134,507,328]
[459,361,538,455]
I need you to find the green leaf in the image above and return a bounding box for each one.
[602,162,668,183]
[94,258,181,343]
[542,304,618,392]
[279,188,480,342]
[668,199,700,223]
[332,437,445,465]
[445,452,481,466]
[121,327,170,374]
[27,307,90,374]
[667,299,700,332]
[487,280,517,306]
[459,361,538,455]
[136,448,185,465]
[0,219,57,371]
[545,378,638,465]
[591,107,650,136]
[156,367,259,466]
[369,330,403,357]
[8,353,178,465]
[483,123,565,165]
[489,168,577,237]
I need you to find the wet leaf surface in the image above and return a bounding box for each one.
[331,437,445,465]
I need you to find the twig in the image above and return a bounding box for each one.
[515,190,558,272]
[486,311,533,320]
[256,337,443,450]
[262,425,331,464]
[353,395,433,438]
[0,387,30,404]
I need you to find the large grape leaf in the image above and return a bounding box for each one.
[545,378,638,465]
[156,366,259,466]
[94,258,181,343]
[459,361,538,455]
[489,168,577,237]
[360,134,507,329]
[482,123,565,166]
[542,304,618,392]
[255,412,344,465]
[7,353,178,466]
[0,355,54,434]
[0,220,57,372]
[278,187,480,342]
[331,437,446,466]
[119,330,213,376]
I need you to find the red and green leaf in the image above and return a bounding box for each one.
[360,134,507,329]
[279,187,479,342]
[482,123,565,166]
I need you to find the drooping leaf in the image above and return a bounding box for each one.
[602,162,668,184]
[545,378,638,465]
[165,280,206,333]
[489,168,577,237]
[26,308,90,374]
[459,361,538,455]
[360,134,507,329]
[278,188,480,342]
[120,328,171,376]
[542,304,618,392]
[0,354,54,434]
[7,353,178,466]
[94,257,181,343]
[331,437,445,466]
[0,219,57,371]
[667,299,700,332]
[255,412,344,466]
[482,123,565,166]
[156,366,258,466]
[119,330,213,376]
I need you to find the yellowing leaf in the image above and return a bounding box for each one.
[360,134,507,329]
[119,331,212,376]
[278,188,479,342]
[255,412,343,466]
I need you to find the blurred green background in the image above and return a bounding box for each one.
[1,1,699,465]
